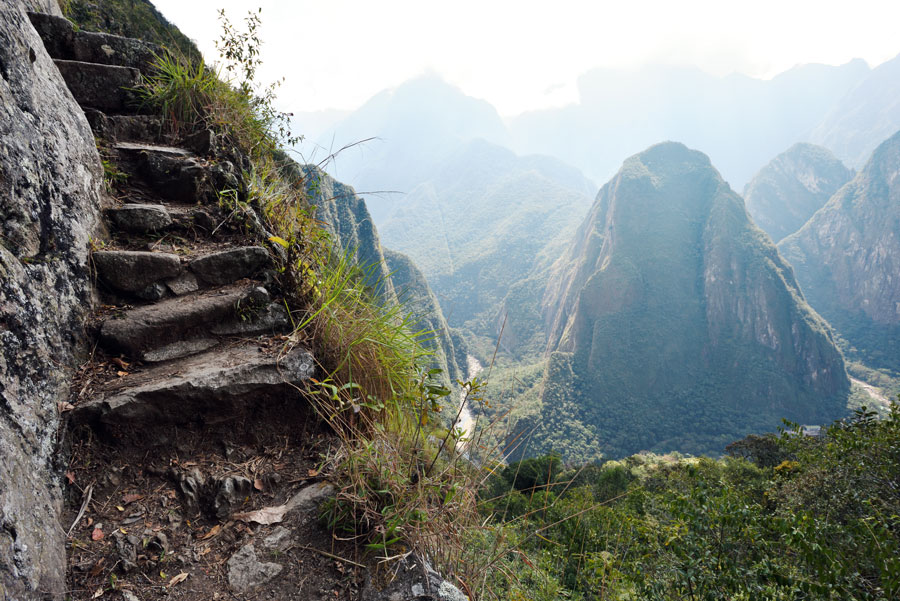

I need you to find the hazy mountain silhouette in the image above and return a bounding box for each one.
[509,61,869,189]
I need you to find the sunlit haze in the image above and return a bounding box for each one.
[151,0,900,117]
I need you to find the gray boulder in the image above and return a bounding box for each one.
[227,544,283,593]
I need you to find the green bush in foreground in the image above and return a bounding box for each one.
[478,404,900,600]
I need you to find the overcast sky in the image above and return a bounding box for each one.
[151,0,900,117]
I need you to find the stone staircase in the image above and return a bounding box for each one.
[27,12,315,437]
[27,12,465,600]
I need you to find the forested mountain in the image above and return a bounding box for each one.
[508,60,870,189]
[809,52,900,168]
[779,130,900,371]
[532,142,849,460]
[743,143,854,243]
[377,139,595,355]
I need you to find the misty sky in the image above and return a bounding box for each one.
[151,0,900,117]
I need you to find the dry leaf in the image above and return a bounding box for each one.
[92,587,104,599]
[116,371,128,377]
[307,469,318,478]
[253,478,264,491]
[199,546,211,556]
[199,524,221,540]
[116,505,125,512]
[58,401,75,413]
[111,357,129,369]
[168,572,189,587]
[86,517,93,527]
[89,558,106,578]
[65,471,76,485]
[233,504,288,525]
[91,528,104,541]
[123,493,143,504]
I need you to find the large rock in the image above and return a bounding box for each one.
[361,554,468,601]
[0,3,102,598]
[227,544,283,593]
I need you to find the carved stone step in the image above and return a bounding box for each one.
[72,343,315,427]
[112,141,245,203]
[29,12,160,72]
[85,110,166,144]
[99,286,289,362]
[93,246,272,298]
[53,59,141,113]
[93,250,181,297]
[105,204,173,234]
[189,246,271,286]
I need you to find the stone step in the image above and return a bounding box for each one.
[105,203,173,234]
[112,142,242,203]
[85,110,167,145]
[71,343,315,429]
[53,59,141,113]
[99,285,290,362]
[93,246,272,297]
[29,12,160,72]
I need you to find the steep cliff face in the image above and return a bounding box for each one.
[779,130,900,370]
[539,142,849,459]
[0,3,103,597]
[383,249,466,384]
[744,143,854,243]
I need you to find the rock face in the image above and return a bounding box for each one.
[384,248,466,384]
[779,130,900,370]
[744,143,854,243]
[538,142,849,460]
[0,2,103,598]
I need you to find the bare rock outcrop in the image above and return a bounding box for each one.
[0,2,103,598]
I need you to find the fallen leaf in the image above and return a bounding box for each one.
[116,505,125,512]
[307,469,318,478]
[199,546,211,556]
[116,371,128,377]
[123,493,143,504]
[253,478,264,491]
[65,471,76,485]
[92,587,104,599]
[111,357,130,370]
[58,401,75,413]
[86,517,94,527]
[119,528,127,534]
[91,528,104,541]
[199,524,221,540]
[88,558,106,577]
[168,572,189,587]
[233,504,288,525]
